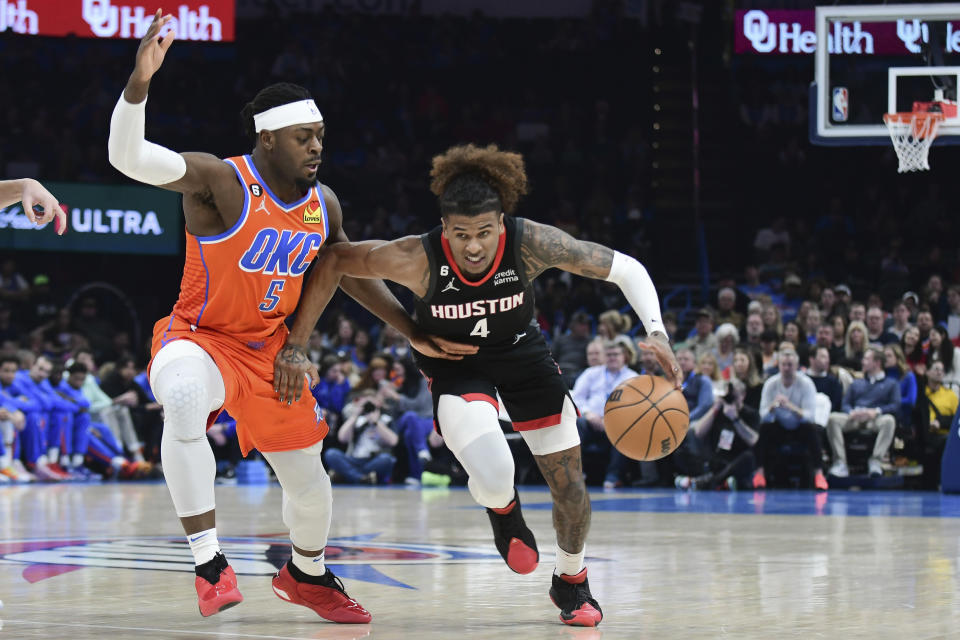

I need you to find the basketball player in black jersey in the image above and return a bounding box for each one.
[277,144,680,627]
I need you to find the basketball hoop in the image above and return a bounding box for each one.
[883,110,943,173]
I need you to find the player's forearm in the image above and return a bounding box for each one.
[0,179,28,208]
[123,73,151,104]
[339,277,417,339]
[288,254,344,346]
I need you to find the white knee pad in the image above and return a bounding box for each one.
[263,443,332,552]
[438,395,514,509]
[520,396,581,456]
[151,340,225,440]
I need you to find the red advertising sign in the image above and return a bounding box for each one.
[735,9,960,55]
[0,0,234,41]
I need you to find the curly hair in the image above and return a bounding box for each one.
[429,144,528,216]
[240,82,313,142]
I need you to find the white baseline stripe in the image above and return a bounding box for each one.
[1,619,340,640]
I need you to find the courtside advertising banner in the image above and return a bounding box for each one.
[0,182,182,255]
[0,0,234,41]
[736,9,960,55]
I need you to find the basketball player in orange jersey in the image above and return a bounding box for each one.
[275,144,682,627]
[0,179,67,234]
[107,11,475,621]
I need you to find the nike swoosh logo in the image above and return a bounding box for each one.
[189,533,208,543]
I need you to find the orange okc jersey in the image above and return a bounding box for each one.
[171,154,329,342]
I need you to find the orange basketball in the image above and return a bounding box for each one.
[603,375,689,461]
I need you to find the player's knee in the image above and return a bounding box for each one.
[159,375,209,441]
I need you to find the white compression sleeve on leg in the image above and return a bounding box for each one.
[108,94,187,185]
[605,251,667,338]
[437,396,515,509]
[152,340,224,518]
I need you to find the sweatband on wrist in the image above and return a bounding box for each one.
[604,251,667,339]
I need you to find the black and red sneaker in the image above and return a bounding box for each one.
[549,567,603,627]
[195,552,243,617]
[485,488,539,574]
[272,561,371,623]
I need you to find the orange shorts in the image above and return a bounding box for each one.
[150,315,328,456]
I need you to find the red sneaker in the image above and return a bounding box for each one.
[814,470,829,491]
[549,568,603,627]
[195,553,243,617]
[751,468,766,490]
[486,489,539,575]
[272,563,371,623]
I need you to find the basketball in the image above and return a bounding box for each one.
[603,375,689,461]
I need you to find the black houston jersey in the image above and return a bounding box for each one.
[413,216,537,347]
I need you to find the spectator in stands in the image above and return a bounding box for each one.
[661,312,679,343]
[782,321,809,363]
[0,358,30,482]
[726,347,763,411]
[597,309,632,341]
[753,217,791,259]
[311,355,351,428]
[888,301,913,340]
[551,311,593,388]
[697,352,724,398]
[324,392,398,485]
[902,291,920,318]
[902,326,926,374]
[842,320,868,372]
[815,323,843,367]
[847,301,866,325]
[678,308,718,360]
[827,347,900,478]
[780,274,805,322]
[585,337,605,368]
[715,323,739,372]
[759,329,779,374]
[946,285,960,345]
[807,346,843,413]
[743,312,765,353]
[754,342,828,490]
[325,316,357,354]
[929,326,960,389]
[676,347,714,422]
[866,307,898,347]
[378,324,413,363]
[739,265,773,301]
[820,287,837,320]
[0,258,30,306]
[883,343,917,428]
[923,274,949,321]
[378,359,434,485]
[571,336,639,489]
[922,361,958,489]
[801,306,822,345]
[834,284,852,315]
[99,357,162,458]
[71,348,145,462]
[761,303,783,337]
[916,309,935,345]
[306,329,326,365]
[715,288,743,330]
[674,379,759,491]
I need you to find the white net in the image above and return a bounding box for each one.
[883,112,943,173]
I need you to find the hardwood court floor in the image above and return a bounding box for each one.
[3,483,960,639]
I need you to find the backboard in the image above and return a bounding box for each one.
[811,3,960,146]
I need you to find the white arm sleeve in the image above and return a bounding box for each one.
[604,251,667,338]
[108,94,187,185]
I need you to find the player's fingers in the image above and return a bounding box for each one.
[275,368,287,402]
[158,28,176,51]
[54,205,67,235]
[307,364,320,389]
[21,194,37,224]
[286,371,300,405]
[436,337,478,354]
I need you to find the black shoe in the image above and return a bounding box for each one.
[549,568,603,627]
[485,488,538,574]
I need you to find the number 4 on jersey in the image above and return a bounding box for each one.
[470,318,490,338]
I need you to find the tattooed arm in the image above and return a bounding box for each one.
[519,218,681,387]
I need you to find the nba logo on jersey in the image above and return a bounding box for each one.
[832,87,848,123]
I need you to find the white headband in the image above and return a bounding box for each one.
[253,99,323,132]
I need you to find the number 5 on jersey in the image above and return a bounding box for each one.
[260,279,285,312]
[470,318,490,338]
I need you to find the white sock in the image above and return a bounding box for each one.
[71,454,84,468]
[291,548,326,576]
[110,457,126,469]
[0,452,11,469]
[554,543,585,577]
[187,527,221,566]
[48,447,59,462]
[60,455,71,468]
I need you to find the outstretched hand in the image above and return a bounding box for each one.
[133,10,176,83]
[273,343,319,405]
[637,332,682,390]
[410,332,478,361]
[20,179,66,234]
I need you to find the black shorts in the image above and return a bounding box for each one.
[414,332,577,435]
